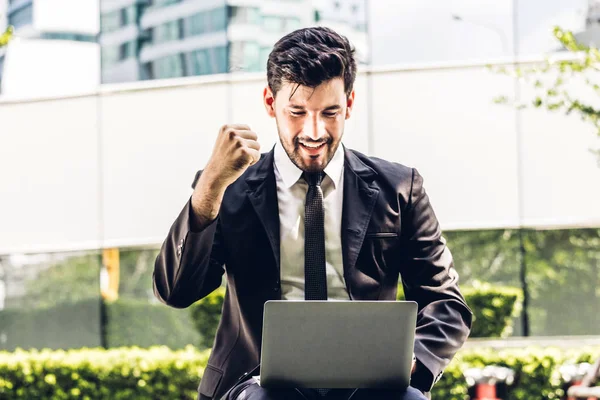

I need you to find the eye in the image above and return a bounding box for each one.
[290,111,306,117]
[323,112,338,118]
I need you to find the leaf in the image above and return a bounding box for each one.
[0,26,14,48]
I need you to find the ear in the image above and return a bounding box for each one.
[345,90,355,120]
[263,86,276,118]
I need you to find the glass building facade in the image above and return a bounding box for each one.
[99,0,366,83]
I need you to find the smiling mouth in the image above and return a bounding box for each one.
[300,142,327,150]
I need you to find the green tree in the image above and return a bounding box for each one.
[493,27,600,160]
[20,253,102,308]
[447,228,600,336]
[20,249,160,308]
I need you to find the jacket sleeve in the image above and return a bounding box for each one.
[152,171,226,308]
[399,168,473,392]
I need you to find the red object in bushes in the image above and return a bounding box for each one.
[473,382,500,400]
[567,380,582,400]
[567,382,598,400]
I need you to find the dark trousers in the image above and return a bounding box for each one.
[227,378,429,400]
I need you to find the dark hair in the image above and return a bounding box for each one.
[267,27,357,98]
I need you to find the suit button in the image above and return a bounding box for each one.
[272,286,279,292]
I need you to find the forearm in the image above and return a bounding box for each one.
[153,199,225,308]
[190,168,227,231]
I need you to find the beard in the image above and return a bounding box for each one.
[276,118,343,173]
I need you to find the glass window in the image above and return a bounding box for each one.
[41,32,96,42]
[229,6,261,25]
[141,62,154,80]
[262,16,283,33]
[186,11,206,36]
[285,17,301,32]
[230,41,260,72]
[247,8,261,25]
[102,46,120,68]
[101,10,121,33]
[189,49,209,76]
[8,4,33,29]
[154,54,185,79]
[213,46,228,73]
[119,41,137,61]
[122,5,137,26]
[355,22,367,32]
[259,46,271,71]
[188,46,228,76]
[208,7,227,32]
[244,42,260,72]
[154,20,181,43]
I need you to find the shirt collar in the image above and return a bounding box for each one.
[274,141,345,189]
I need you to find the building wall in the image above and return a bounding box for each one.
[0,0,100,98]
[1,59,599,254]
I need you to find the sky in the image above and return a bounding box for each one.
[368,0,589,66]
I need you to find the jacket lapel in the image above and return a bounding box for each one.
[243,147,379,288]
[245,148,281,273]
[342,148,379,294]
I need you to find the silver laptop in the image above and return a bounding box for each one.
[259,300,418,389]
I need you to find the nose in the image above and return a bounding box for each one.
[304,114,326,141]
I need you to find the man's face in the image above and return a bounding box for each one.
[263,78,355,173]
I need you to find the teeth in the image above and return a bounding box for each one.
[301,142,324,149]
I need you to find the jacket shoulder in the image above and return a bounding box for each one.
[348,149,415,187]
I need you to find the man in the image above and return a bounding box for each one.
[153,27,472,400]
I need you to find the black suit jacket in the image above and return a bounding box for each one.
[153,147,472,400]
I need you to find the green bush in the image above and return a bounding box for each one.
[0,346,210,400]
[462,282,523,338]
[190,287,226,349]
[433,347,599,400]
[0,346,597,399]
[397,283,522,338]
[0,298,200,351]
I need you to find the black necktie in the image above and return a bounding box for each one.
[303,172,327,301]
[304,172,331,396]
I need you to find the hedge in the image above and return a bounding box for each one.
[460,282,523,338]
[0,298,200,352]
[189,284,523,350]
[434,347,599,400]
[0,346,597,399]
[0,346,210,400]
[0,283,522,353]
[398,283,522,338]
[189,287,226,349]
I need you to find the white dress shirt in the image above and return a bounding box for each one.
[274,141,349,300]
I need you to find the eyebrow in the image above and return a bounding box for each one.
[288,105,342,111]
